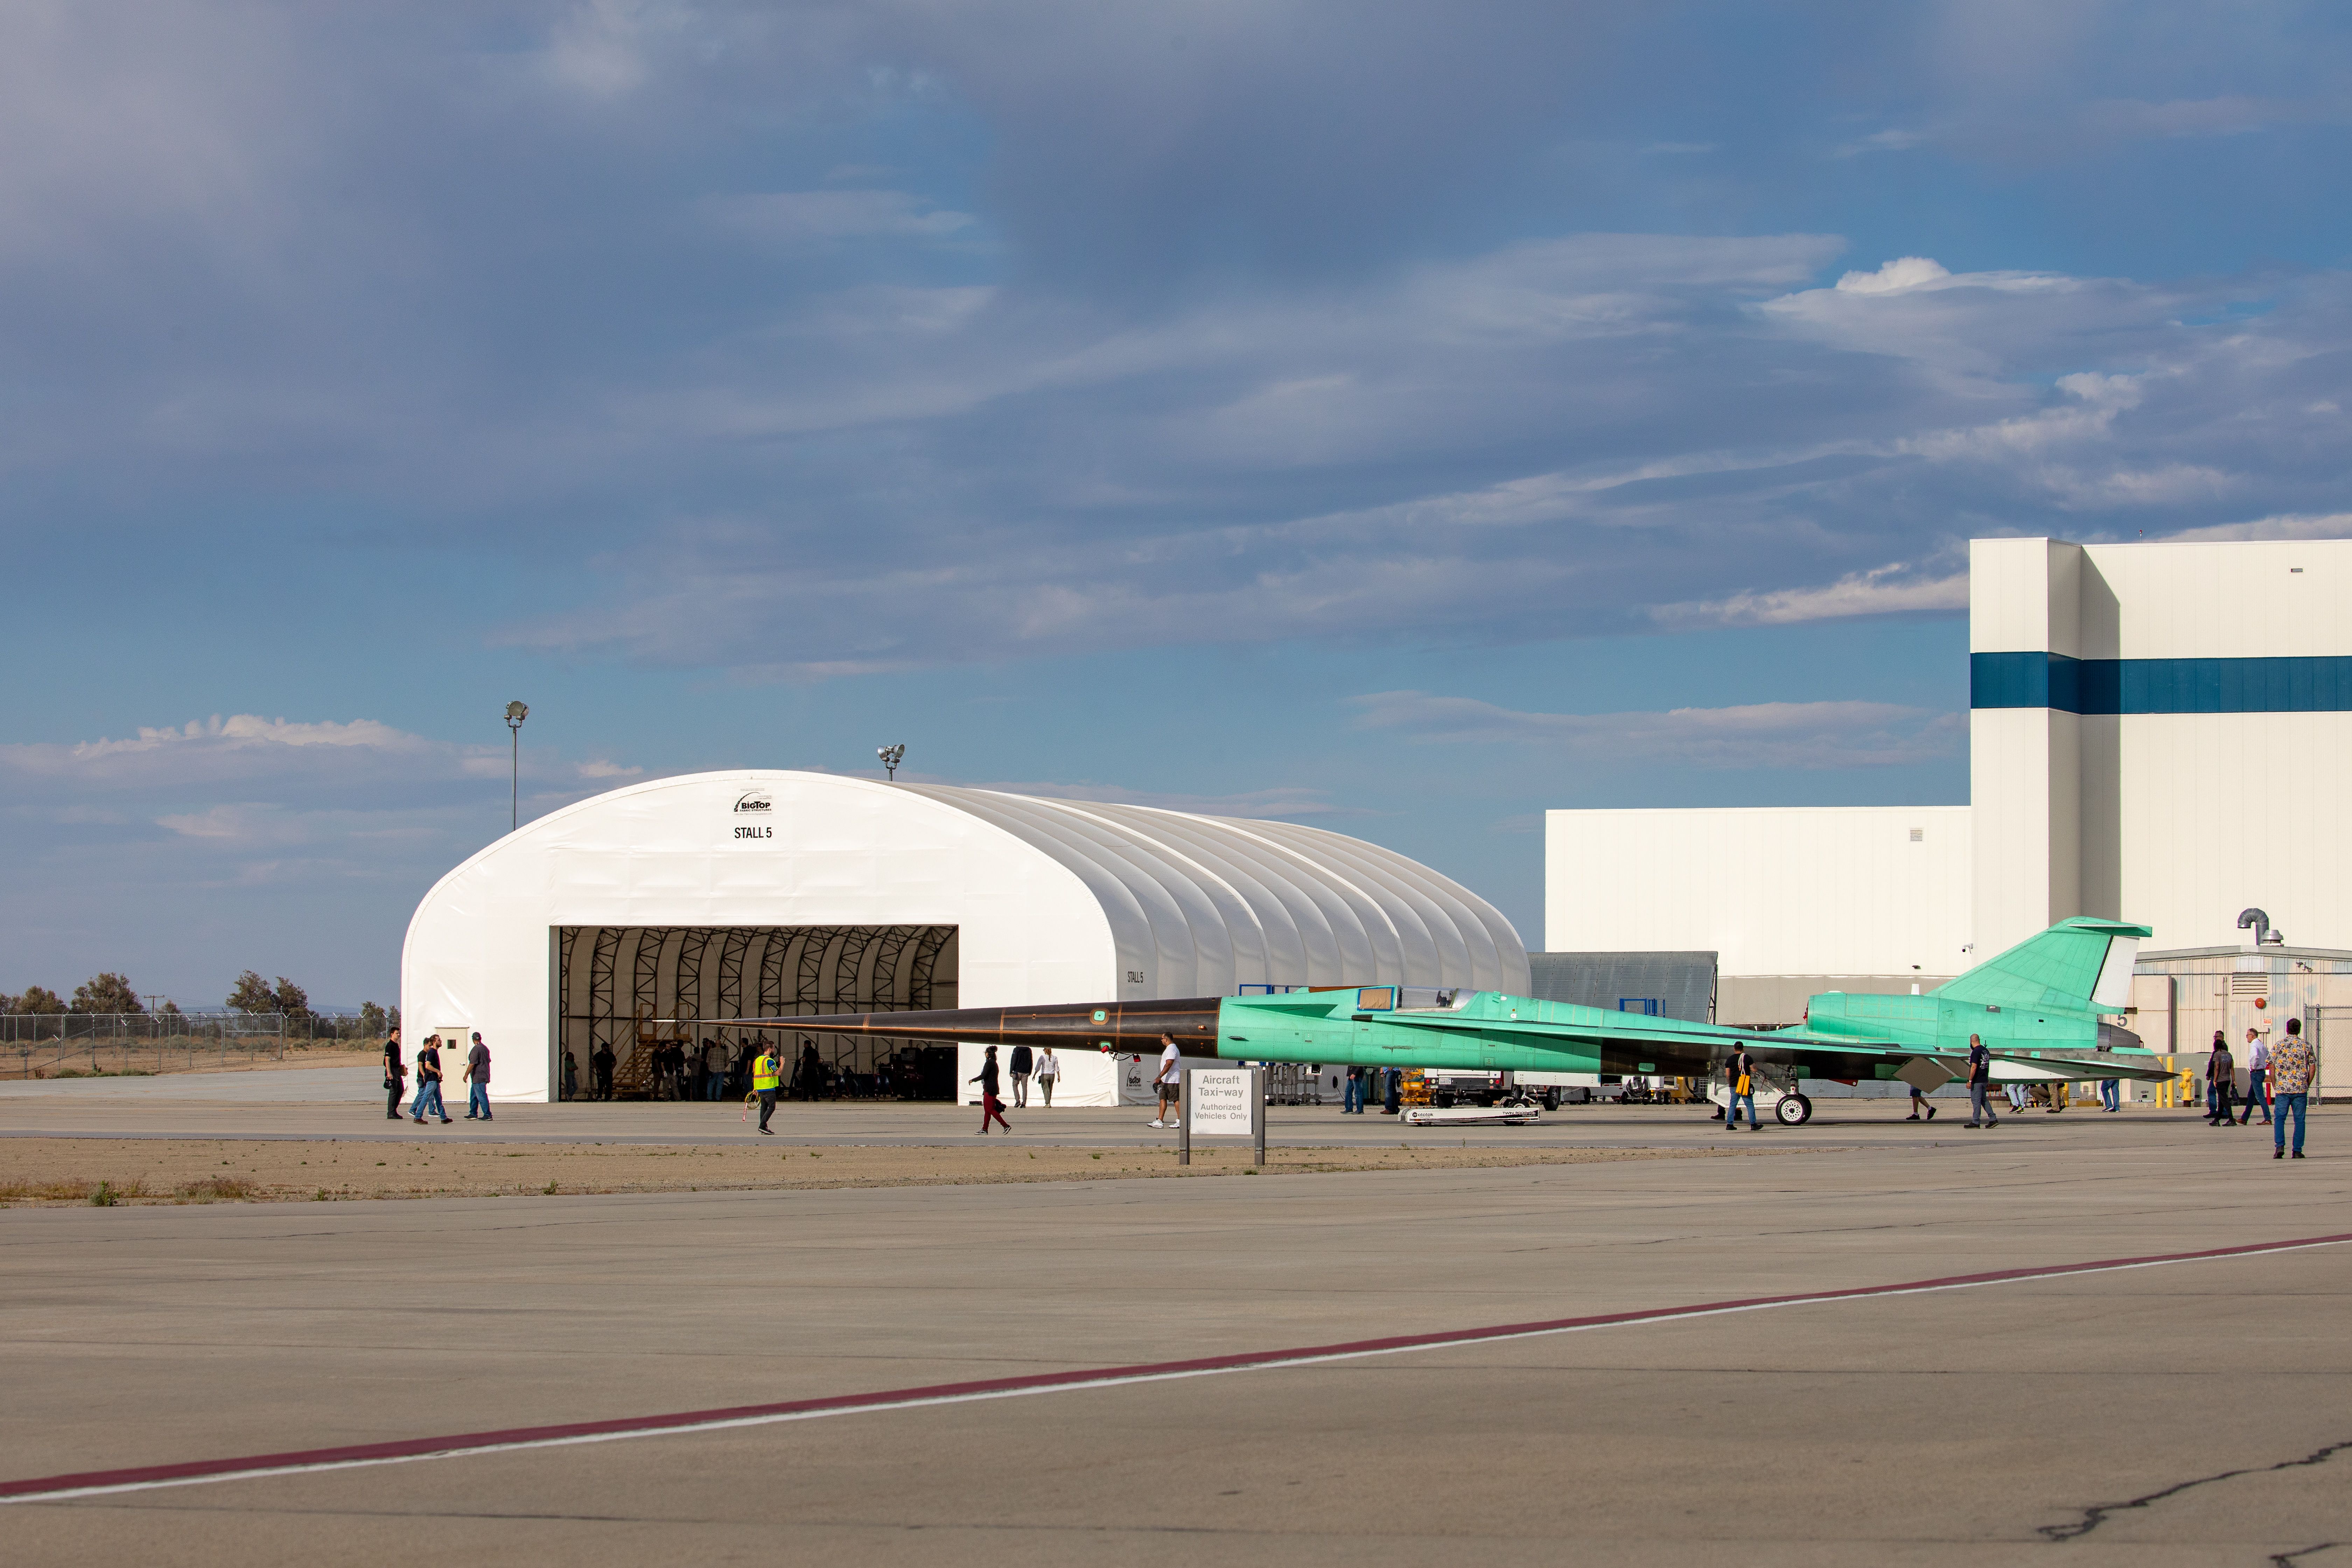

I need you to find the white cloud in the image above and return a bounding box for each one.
[1653,564,1969,628]
[0,714,644,835]
[1349,692,1963,769]
[2080,96,2325,142]
[501,233,2352,675]
[2163,511,2352,544]
[1835,256,1950,294]
[542,0,682,98]
[1834,128,1927,158]
[708,190,979,246]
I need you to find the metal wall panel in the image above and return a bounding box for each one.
[1526,952,1716,1023]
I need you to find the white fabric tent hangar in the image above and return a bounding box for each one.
[401,770,1528,1106]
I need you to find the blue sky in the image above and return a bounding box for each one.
[5,2,2350,1008]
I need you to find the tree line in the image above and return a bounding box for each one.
[0,971,397,1032]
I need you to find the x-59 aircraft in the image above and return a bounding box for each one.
[698,917,2172,1125]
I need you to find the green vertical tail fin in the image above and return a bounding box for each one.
[1932,918,2151,1014]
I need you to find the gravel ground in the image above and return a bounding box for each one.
[0,1135,1783,1204]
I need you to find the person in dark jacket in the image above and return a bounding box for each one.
[1009,1042,1034,1108]
[1724,1047,1761,1132]
[382,1028,406,1120]
[411,1035,450,1124]
[1963,1034,1999,1128]
[2206,1034,2235,1125]
[971,1045,1011,1134]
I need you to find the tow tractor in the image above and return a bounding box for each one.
[1424,1069,1597,1111]
[1401,1093,1542,1127]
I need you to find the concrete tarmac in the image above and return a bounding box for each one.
[0,1071,2205,1149]
[2,1103,2344,1564]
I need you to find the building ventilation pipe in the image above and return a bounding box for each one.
[2237,908,2284,947]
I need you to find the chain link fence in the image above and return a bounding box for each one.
[0,1012,382,1079]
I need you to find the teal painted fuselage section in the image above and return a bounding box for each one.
[1206,985,2149,1081]
[1211,991,1616,1074]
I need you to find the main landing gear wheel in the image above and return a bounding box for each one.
[1775,1093,1813,1127]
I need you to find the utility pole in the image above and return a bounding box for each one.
[505,701,529,831]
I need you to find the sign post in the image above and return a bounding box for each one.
[1178,1065,1264,1167]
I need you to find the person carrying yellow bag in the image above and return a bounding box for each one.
[1725,1047,1760,1133]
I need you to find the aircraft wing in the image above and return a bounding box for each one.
[1354,1007,2176,1083]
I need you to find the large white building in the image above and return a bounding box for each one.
[1549,535,2352,1020]
[404,770,1526,1104]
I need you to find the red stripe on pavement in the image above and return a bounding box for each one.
[7,1228,2348,1505]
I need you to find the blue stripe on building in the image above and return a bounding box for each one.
[1971,653,2352,714]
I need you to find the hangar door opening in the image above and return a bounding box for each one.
[554,926,958,1102]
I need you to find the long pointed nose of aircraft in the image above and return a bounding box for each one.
[680,997,1225,1052]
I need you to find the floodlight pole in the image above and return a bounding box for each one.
[878,743,905,781]
[505,701,529,831]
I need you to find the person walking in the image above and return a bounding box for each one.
[1343,1063,1366,1115]
[2269,1017,2315,1160]
[1148,1034,1182,1129]
[1724,1048,1760,1132]
[752,1039,783,1134]
[2206,1034,2236,1126]
[1904,1080,1939,1122]
[382,1026,406,1121]
[462,1031,493,1121]
[2098,1073,2120,1112]
[2238,1027,2272,1126]
[1963,1034,2000,1128]
[1009,1042,1033,1109]
[590,1042,615,1100]
[971,1045,1011,1134]
[1033,1047,1059,1107]
[411,1034,450,1124]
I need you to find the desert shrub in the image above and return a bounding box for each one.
[174,1176,255,1202]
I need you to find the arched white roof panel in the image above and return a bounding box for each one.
[1222,821,1466,980]
[401,770,1526,1102]
[1025,801,1263,992]
[1065,800,1382,989]
[1044,802,1341,991]
[892,785,1206,998]
[1062,805,1332,988]
[1216,818,1528,993]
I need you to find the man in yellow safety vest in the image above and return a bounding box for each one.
[752,1038,783,1134]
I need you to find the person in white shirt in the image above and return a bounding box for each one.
[1148,1034,1182,1129]
[2239,1027,2272,1126]
[1033,1048,1059,1107]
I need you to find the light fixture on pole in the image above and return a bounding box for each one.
[877,743,905,781]
[505,701,529,831]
